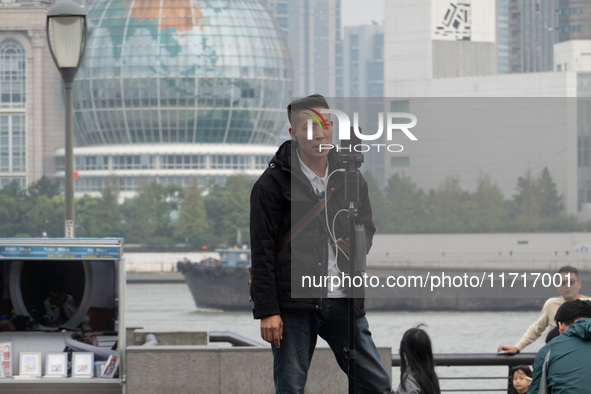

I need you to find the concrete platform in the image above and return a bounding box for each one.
[125,328,391,394]
[126,345,392,394]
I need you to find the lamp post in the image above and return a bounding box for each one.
[46,0,87,238]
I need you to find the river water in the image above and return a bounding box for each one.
[125,282,545,392]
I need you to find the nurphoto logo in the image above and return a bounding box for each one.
[305,108,418,153]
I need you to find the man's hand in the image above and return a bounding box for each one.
[261,314,283,348]
[336,237,350,255]
[497,345,519,354]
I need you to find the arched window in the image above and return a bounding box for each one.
[0,39,26,108]
[0,39,26,189]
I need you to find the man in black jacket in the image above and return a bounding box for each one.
[250,95,391,393]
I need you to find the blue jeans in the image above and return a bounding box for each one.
[272,299,391,394]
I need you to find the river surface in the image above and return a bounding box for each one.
[125,282,546,392]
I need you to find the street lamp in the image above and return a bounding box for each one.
[46,0,87,238]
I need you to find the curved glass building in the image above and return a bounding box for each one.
[62,0,292,195]
[75,0,292,146]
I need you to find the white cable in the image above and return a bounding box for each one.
[323,169,349,274]
[331,209,349,254]
[331,209,350,274]
[324,168,345,242]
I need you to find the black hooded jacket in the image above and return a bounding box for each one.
[250,140,376,319]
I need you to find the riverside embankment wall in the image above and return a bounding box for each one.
[125,329,392,394]
[125,233,591,273]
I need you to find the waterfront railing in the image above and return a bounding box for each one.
[210,332,536,392]
[392,353,537,393]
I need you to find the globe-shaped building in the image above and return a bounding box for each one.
[63,0,293,195]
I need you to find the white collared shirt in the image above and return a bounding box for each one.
[296,150,346,298]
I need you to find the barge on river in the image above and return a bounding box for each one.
[177,249,251,310]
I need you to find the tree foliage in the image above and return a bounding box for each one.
[0,168,583,247]
[121,183,182,246]
[381,173,429,233]
[467,174,507,232]
[175,182,211,248]
[368,167,572,234]
[429,177,469,233]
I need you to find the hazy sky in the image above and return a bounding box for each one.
[341,0,384,27]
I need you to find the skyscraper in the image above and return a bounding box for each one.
[261,0,343,97]
[508,0,591,73]
[555,1,591,43]
[343,23,384,97]
[497,0,509,73]
[508,0,555,73]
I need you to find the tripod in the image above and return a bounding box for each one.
[338,132,364,394]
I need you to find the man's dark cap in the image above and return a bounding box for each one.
[287,94,329,125]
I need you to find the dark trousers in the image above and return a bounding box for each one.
[272,298,391,394]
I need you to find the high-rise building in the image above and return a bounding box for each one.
[508,0,555,73]
[497,0,509,73]
[0,0,63,189]
[385,0,496,84]
[555,1,591,47]
[340,24,386,186]
[261,0,343,97]
[508,0,591,73]
[343,23,384,97]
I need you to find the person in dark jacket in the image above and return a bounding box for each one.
[527,299,591,393]
[250,95,391,393]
